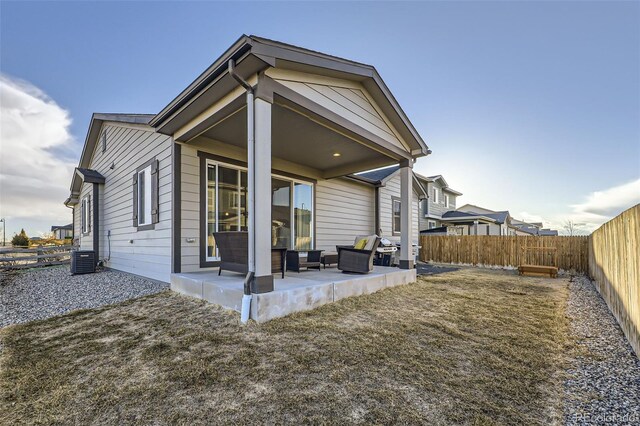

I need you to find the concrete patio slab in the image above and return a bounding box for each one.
[170,265,417,322]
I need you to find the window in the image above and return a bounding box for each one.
[392,197,401,235]
[432,188,439,204]
[428,220,436,229]
[444,194,450,208]
[486,225,490,235]
[81,196,90,234]
[133,158,159,230]
[101,132,106,153]
[137,166,152,226]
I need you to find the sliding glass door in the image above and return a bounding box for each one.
[272,178,313,250]
[206,159,313,260]
[206,162,248,260]
[271,178,291,249]
[293,182,313,250]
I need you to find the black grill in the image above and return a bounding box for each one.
[70,250,96,275]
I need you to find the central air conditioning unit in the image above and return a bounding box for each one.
[71,250,96,275]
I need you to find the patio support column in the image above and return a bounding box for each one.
[399,160,414,269]
[251,97,274,293]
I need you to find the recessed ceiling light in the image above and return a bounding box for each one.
[333,152,341,157]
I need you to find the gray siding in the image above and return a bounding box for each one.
[266,68,410,153]
[316,177,375,251]
[179,144,202,273]
[378,172,419,243]
[425,181,456,219]
[75,123,173,282]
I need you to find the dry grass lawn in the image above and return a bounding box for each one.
[1,268,570,425]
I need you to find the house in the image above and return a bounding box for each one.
[64,35,430,316]
[414,174,462,231]
[449,204,558,236]
[354,165,425,244]
[51,224,73,239]
[439,209,516,236]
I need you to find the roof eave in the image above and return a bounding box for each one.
[149,35,430,155]
[149,35,253,128]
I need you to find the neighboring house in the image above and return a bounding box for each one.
[453,204,558,236]
[414,174,462,231]
[354,165,426,244]
[439,209,515,236]
[64,35,430,285]
[51,224,73,239]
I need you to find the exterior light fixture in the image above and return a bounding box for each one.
[333,152,341,157]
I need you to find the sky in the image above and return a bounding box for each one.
[0,1,639,239]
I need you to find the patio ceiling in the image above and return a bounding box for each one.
[194,102,400,178]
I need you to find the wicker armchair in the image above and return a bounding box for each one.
[213,232,286,278]
[336,236,381,274]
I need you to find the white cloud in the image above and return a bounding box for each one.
[514,179,639,235]
[571,179,640,218]
[0,74,77,236]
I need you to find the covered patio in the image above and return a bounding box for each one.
[172,266,416,322]
[151,36,429,320]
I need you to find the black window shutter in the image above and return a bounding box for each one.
[87,195,91,232]
[132,172,138,227]
[151,159,159,224]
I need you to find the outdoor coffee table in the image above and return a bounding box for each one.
[286,250,323,272]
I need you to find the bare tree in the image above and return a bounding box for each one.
[563,219,584,236]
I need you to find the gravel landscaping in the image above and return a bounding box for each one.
[564,275,640,425]
[0,266,168,328]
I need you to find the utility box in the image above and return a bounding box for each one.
[70,250,96,275]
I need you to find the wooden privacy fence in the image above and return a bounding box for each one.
[0,245,72,270]
[588,204,639,357]
[419,235,589,273]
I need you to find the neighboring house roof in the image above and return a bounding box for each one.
[66,114,154,206]
[441,211,499,224]
[352,166,428,199]
[355,165,400,183]
[51,224,72,232]
[420,226,448,234]
[518,226,558,236]
[443,210,510,224]
[482,211,510,224]
[150,35,429,157]
[414,173,463,196]
[457,204,500,215]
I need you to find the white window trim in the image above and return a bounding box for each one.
[137,165,152,227]
[428,220,437,229]
[432,188,439,204]
[392,198,402,235]
[81,196,89,234]
[444,194,450,208]
[205,159,314,261]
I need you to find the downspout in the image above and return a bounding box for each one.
[228,59,254,324]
